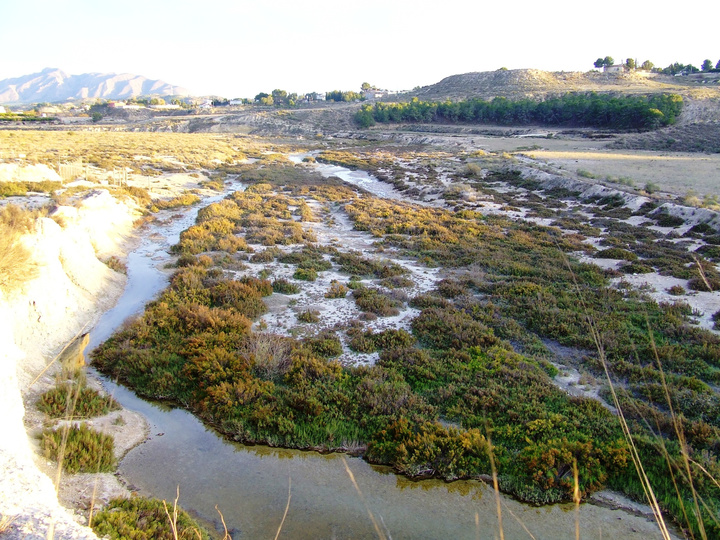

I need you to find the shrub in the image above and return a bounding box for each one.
[241,333,293,380]
[92,497,210,540]
[293,267,317,281]
[688,276,720,292]
[41,424,115,473]
[154,193,201,210]
[595,247,638,261]
[409,294,451,310]
[379,276,414,289]
[325,280,349,298]
[352,287,401,317]
[666,284,686,296]
[103,256,127,274]
[272,278,300,294]
[619,262,654,274]
[349,333,377,353]
[298,309,320,323]
[304,331,343,358]
[653,211,685,227]
[436,278,468,298]
[37,382,120,419]
[250,248,278,263]
[411,308,501,350]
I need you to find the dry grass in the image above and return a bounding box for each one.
[0,205,37,293]
[0,131,257,172]
[241,332,293,379]
[0,514,18,533]
[524,146,720,197]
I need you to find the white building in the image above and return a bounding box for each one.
[603,65,627,73]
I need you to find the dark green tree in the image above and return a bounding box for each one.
[701,59,713,71]
[593,58,605,68]
[624,58,636,70]
[716,59,720,70]
[272,89,288,103]
[603,56,614,67]
[641,60,654,71]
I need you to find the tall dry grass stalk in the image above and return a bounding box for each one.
[341,456,388,540]
[561,253,674,539]
[485,432,505,540]
[573,460,580,540]
[162,486,181,540]
[273,477,292,540]
[215,505,231,540]
[0,514,18,534]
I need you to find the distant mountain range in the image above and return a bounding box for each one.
[0,68,191,104]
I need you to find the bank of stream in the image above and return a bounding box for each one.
[86,165,675,539]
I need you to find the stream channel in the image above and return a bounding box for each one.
[85,162,671,539]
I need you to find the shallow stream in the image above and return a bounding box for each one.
[86,169,672,539]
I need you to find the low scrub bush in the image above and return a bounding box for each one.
[37,381,120,419]
[293,267,317,281]
[272,278,300,294]
[92,497,210,540]
[595,247,638,261]
[103,255,127,274]
[379,276,414,289]
[412,307,502,350]
[303,331,343,358]
[41,424,115,473]
[298,309,320,323]
[653,211,685,227]
[352,287,401,317]
[325,280,349,298]
[334,251,407,278]
[154,192,201,210]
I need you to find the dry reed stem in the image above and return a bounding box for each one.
[341,456,387,540]
[573,460,580,540]
[485,431,505,540]
[646,320,707,540]
[215,505,231,540]
[497,500,536,539]
[273,477,292,540]
[560,252,673,539]
[0,514,18,533]
[691,254,713,292]
[162,485,181,540]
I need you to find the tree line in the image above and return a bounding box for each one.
[594,55,720,74]
[354,93,683,130]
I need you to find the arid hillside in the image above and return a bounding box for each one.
[409,68,720,104]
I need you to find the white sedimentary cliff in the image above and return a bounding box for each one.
[0,190,138,539]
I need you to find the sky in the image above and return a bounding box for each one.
[1,0,719,99]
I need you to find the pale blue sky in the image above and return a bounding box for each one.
[2,0,718,98]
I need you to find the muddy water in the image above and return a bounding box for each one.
[88,173,673,540]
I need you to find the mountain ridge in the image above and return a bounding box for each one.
[0,68,191,104]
